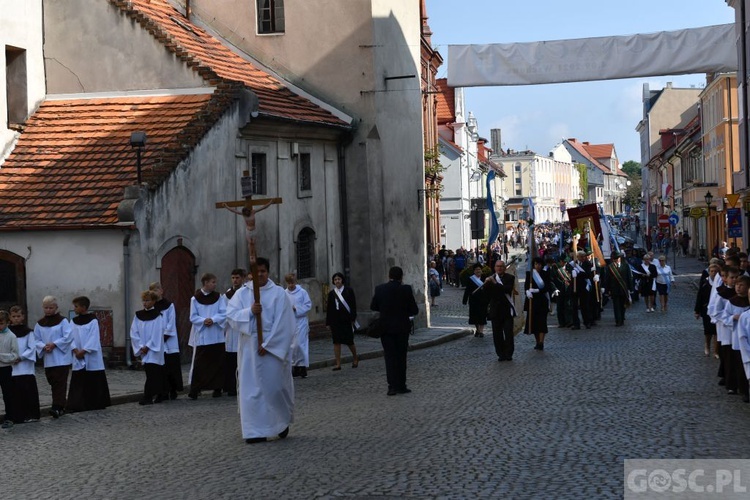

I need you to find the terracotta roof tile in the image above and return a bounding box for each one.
[436,78,455,125]
[566,138,611,174]
[0,94,215,230]
[110,0,348,128]
[583,143,614,161]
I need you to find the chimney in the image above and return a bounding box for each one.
[185,0,191,21]
[491,128,502,154]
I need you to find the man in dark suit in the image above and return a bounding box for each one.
[603,250,633,327]
[370,266,420,396]
[484,260,517,361]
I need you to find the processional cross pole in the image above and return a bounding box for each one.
[215,171,282,349]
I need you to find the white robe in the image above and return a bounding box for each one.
[718,300,750,350]
[130,312,166,365]
[12,334,36,377]
[161,303,180,354]
[226,279,295,439]
[72,318,106,371]
[34,318,73,368]
[286,286,312,367]
[712,295,733,346]
[738,310,750,379]
[188,295,227,346]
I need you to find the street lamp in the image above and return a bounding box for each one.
[130,131,147,185]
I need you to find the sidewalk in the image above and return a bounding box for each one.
[2,323,472,416]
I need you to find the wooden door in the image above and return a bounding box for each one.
[160,246,196,363]
[0,250,26,316]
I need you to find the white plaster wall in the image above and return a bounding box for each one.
[0,229,126,342]
[133,104,341,323]
[0,0,45,161]
[175,0,427,323]
[439,146,469,250]
[43,0,206,94]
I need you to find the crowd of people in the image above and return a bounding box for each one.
[0,260,420,443]
[432,222,683,361]
[694,249,750,403]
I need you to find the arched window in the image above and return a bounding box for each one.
[296,227,315,279]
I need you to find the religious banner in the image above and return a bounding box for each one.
[566,203,603,248]
[727,208,742,238]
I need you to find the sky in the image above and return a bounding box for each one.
[426,0,736,164]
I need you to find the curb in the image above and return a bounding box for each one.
[309,328,473,370]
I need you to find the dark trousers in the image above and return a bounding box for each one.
[223,351,238,395]
[721,344,736,390]
[611,295,627,325]
[143,363,166,402]
[163,352,183,395]
[732,349,748,395]
[66,369,86,413]
[579,293,593,326]
[0,366,13,420]
[491,316,514,360]
[45,365,70,411]
[381,332,409,391]
[556,294,570,327]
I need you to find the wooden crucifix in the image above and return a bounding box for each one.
[215,171,282,348]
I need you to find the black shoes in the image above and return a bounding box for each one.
[212,389,222,398]
[49,408,64,418]
[153,396,165,404]
[138,399,153,406]
[387,389,397,396]
[169,391,179,400]
[188,391,198,400]
[245,427,289,444]
[533,343,544,351]
[397,388,412,394]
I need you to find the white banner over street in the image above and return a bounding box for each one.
[448,24,737,87]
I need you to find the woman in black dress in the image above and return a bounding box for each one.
[463,263,489,337]
[695,263,720,356]
[638,254,658,312]
[524,257,551,350]
[325,272,359,371]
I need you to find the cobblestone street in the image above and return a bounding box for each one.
[4,255,750,499]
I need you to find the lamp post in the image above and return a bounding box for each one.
[705,191,714,257]
[130,131,147,185]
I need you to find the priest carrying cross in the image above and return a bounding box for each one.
[219,172,296,443]
[215,171,281,347]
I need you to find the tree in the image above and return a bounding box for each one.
[623,178,642,210]
[621,160,641,179]
[575,163,587,202]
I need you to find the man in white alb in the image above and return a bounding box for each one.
[226,257,296,444]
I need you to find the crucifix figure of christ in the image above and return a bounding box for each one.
[215,191,282,349]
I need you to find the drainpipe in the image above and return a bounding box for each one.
[123,229,132,367]
[337,142,351,283]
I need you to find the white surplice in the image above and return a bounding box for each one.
[226,279,295,439]
[34,317,73,368]
[286,286,312,367]
[73,318,106,371]
[129,311,166,365]
[738,310,750,379]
